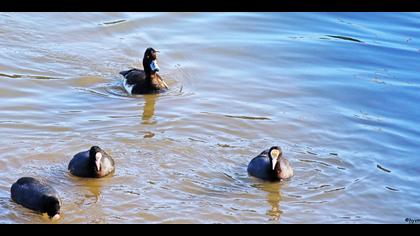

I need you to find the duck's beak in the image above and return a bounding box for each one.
[150,60,160,72]
[272,157,278,170]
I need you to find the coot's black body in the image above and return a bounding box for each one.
[11,177,61,218]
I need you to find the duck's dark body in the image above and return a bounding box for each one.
[11,177,61,216]
[120,69,166,94]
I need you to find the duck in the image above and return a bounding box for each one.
[68,146,115,178]
[120,47,169,95]
[11,177,61,220]
[247,146,294,181]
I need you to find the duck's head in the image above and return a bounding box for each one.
[89,146,104,174]
[268,146,282,170]
[143,47,160,74]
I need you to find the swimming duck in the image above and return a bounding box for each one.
[247,146,294,181]
[11,177,61,220]
[120,47,168,95]
[68,146,115,178]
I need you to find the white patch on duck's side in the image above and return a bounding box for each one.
[123,79,134,95]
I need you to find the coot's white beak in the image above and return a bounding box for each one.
[95,152,102,171]
[270,149,281,170]
[150,60,160,72]
[52,214,61,221]
[272,157,278,170]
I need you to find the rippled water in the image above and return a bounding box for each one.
[0,12,419,224]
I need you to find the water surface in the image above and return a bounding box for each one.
[0,12,419,223]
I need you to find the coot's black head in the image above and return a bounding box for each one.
[143,47,160,73]
[89,146,104,174]
[44,196,61,219]
[268,146,282,170]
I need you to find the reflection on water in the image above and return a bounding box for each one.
[253,182,283,221]
[142,95,157,125]
[0,12,419,223]
[84,180,104,203]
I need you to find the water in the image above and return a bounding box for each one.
[0,12,419,224]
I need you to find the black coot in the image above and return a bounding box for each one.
[11,177,61,219]
[68,146,115,178]
[247,146,294,181]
